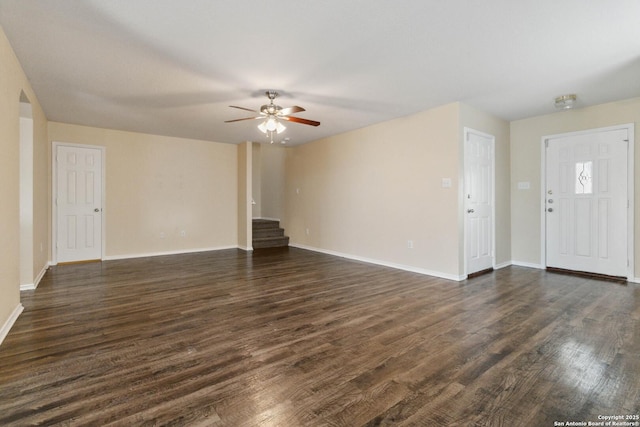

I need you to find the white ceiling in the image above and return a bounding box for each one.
[1,0,639,145]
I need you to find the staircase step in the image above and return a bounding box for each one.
[252,219,289,249]
[252,236,290,249]
[253,227,285,238]
[252,219,281,230]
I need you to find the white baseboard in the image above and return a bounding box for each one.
[35,262,48,287]
[20,262,50,291]
[510,261,640,283]
[253,217,281,222]
[290,243,465,282]
[0,304,24,347]
[102,245,239,261]
[511,260,545,270]
[494,261,512,270]
[238,245,253,252]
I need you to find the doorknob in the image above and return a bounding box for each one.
[547,208,553,212]
[467,209,475,213]
[94,208,100,212]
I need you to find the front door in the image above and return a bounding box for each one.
[464,129,494,275]
[545,128,628,277]
[56,145,103,263]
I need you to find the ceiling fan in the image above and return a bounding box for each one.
[225,91,320,140]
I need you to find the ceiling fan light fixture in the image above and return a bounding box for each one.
[258,117,286,134]
[226,90,320,136]
[555,94,577,110]
[265,117,278,132]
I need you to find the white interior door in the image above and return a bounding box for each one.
[56,145,103,263]
[545,129,628,277]
[465,129,494,275]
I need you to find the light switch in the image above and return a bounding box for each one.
[517,181,530,190]
[441,178,452,188]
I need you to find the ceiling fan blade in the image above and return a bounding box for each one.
[224,116,263,123]
[279,105,305,116]
[281,116,321,127]
[229,105,260,113]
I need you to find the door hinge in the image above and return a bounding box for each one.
[545,140,549,148]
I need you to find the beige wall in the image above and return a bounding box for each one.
[510,97,640,274]
[460,103,511,268]
[237,141,251,250]
[251,143,262,218]
[284,103,464,279]
[48,122,238,259]
[258,143,286,221]
[284,102,510,279]
[0,26,49,337]
[251,142,287,221]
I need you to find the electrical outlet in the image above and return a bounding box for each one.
[180,230,186,237]
[305,228,310,235]
[160,232,166,238]
[407,240,413,249]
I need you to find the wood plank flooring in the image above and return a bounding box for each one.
[0,248,638,426]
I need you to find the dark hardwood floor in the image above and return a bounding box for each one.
[0,248,638,426]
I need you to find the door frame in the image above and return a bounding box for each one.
[52,141,106,265]
[540,123,634,280]
[463,127,496,276]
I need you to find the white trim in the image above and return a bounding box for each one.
[252,217,281,222]
[19,263,49,291]
[238,245,254,252]
[540,124,635,281]
[540,137,547,270]
[494,261,512,270]
[627,125,635,281]
[290,243,465,282]
[463,127,496,275]
[34,263,49,287]
[101,245,239,261]
[629,277,640,284]
[52,142,107,264]
[511,260,545,270]
[0,304,24,347]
